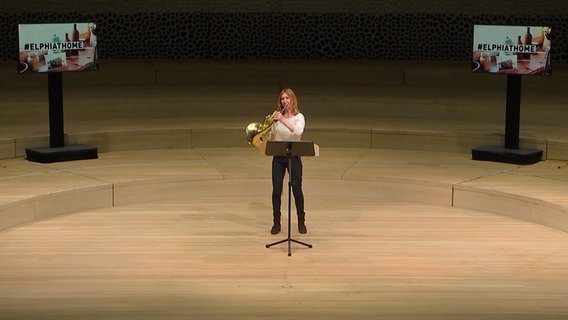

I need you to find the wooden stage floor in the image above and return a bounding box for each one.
[2,59,568,319]
[1,148,568,319]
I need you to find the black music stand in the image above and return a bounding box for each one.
[265,140,315,256]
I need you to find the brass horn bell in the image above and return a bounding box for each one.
[245,111,278,148]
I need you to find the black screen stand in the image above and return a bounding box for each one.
[265,140,315,256]
[471,74,542,165]
[25,72,98,163]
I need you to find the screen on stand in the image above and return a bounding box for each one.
[472,25,551,76]
[18,22,98,74]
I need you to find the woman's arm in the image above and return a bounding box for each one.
[283,114,304,138]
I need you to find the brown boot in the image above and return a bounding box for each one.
[297,212,307,234]
[271,212,281,234]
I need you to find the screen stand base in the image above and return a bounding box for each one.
[26,144,98,163]
[471,145,542,165]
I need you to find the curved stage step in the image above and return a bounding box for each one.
[1,148,567,234]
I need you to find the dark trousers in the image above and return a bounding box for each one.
[272,155,304,215]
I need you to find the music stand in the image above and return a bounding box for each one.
[265,140,315,256]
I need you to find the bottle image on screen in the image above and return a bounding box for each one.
[523,27,532,59]
[51,34,61,53]
[65,33,71,58]
[503,36,513,55]
[516,35,524,61]
[71,24,80,56]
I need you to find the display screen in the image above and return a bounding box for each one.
[18,22,98,74]
[472,25,551,76]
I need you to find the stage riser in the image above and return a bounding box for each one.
[4,177,567,233]
[0,179,452,232]
[0,186,112,232]
[454,187,568,234]
[0,139,13,159]
[5,128,565,161]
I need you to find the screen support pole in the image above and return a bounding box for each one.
[48,72,65,148]
[504,74,521,149]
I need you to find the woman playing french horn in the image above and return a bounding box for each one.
[268,88,307,235]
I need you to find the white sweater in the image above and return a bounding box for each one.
[271,113,305,141]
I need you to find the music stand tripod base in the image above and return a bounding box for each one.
[266,238,312,257]
[264,140,315,256]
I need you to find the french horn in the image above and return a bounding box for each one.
[245,110,279,148]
